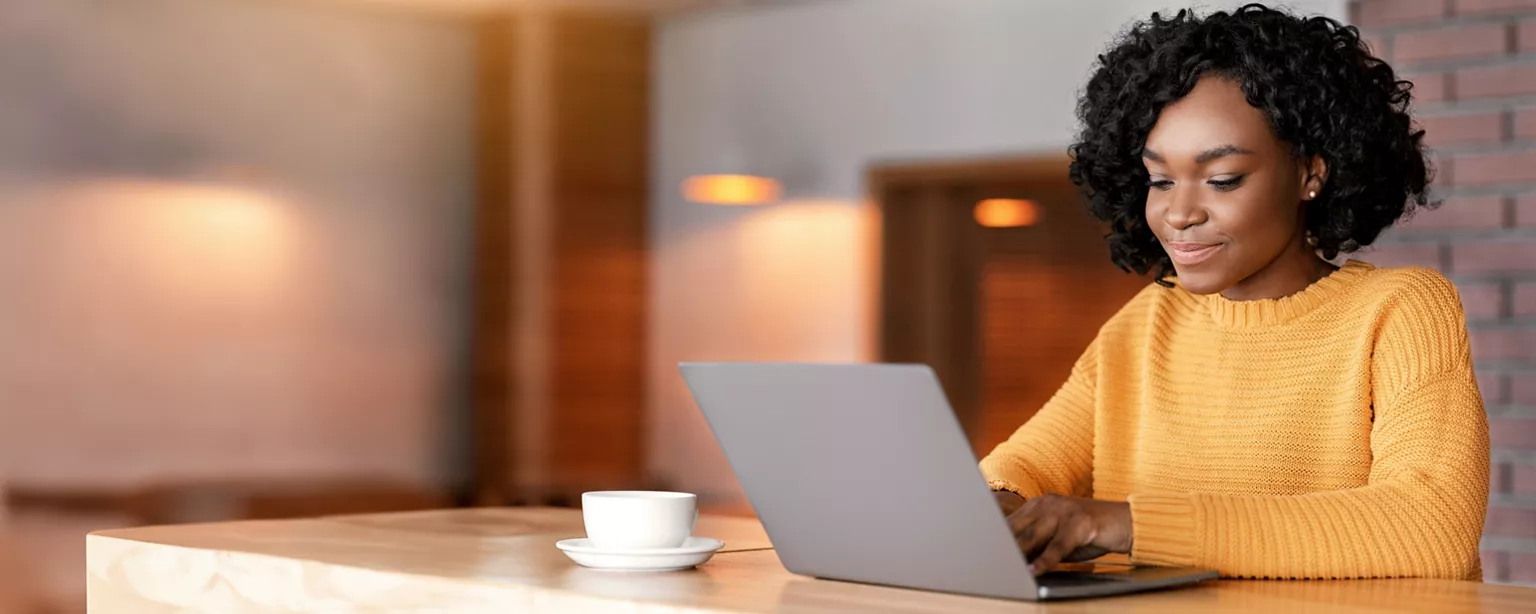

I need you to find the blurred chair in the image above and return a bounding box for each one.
[0,479,50,614]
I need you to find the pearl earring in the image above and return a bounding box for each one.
[1308,190,1317,199]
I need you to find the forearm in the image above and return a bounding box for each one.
[979,405,1095,499]
[1129,462,1488,579]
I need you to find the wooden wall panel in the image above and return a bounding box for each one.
[975,182,1145,452]
[547,14,650,492]
[472,12,651,506]
[872,157,1144,454]
[470,16,519,506]
[878,183,985,441]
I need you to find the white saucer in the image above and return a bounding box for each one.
[555,536,725,572]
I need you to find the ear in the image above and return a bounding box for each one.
[1300,155,1328,201]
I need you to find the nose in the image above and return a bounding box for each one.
[1161,184,1208,231]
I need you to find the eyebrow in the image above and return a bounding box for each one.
[1142,144,1256,164]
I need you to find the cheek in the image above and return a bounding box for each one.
[1218,193,1301,250]
[1143,195,1167,236]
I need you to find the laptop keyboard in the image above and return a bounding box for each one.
[1036,571,1132,587]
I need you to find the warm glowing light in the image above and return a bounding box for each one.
[974,198,1039,228]
[682,174,782,206]
[55,179,300,304]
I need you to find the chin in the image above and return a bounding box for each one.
[1171,268,1229,295]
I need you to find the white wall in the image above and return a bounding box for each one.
[649,0,1346,505]
[0,0,476,489]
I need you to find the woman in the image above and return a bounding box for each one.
[982,4,1489,581]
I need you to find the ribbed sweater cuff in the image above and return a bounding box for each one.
[978,457,1046,499]
[1129,493,1199,567]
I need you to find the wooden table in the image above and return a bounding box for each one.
[88,507,1536,613]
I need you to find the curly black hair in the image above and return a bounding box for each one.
[1068,3,1432,283]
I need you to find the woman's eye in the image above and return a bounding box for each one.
[1147,179,1174,191]
[1208,176,1245,191]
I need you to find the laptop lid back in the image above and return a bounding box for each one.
[679,362,1036,600]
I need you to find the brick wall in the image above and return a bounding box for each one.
[1352,0,1536,585]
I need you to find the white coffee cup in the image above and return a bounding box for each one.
[581,491,697,550]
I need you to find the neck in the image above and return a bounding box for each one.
[1221,241,1337,302]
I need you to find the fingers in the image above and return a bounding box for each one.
[1030,521,1094,575]
[1011,512,1057,558]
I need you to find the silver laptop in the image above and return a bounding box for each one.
[679,362,1218,601]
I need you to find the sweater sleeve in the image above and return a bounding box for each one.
[1129,273,1491,580]
[978,337,1098,499]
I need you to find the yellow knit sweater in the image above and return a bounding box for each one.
[979,260,1490,580]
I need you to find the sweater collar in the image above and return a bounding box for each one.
[1188,259,1374,329]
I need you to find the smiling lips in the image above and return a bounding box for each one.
[1167,241,1224,265]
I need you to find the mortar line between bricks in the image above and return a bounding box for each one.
[1394,52,1536,73]
[1474,359,1536,371]
[1360,13,1536,34]
[1378,228,1536,241]
[1425,140,1536,156]
[1494,454,1536,468]
[1467,316,1536,328]
[1487,404,1536,418]
[1425,186,1536,198]
[1480,536,1536,555]
[1416,94,1536,113]
[1451,272,1536,284]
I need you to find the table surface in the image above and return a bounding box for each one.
[87,507,1536,613]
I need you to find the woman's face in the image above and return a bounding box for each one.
[1142,76,1322,297]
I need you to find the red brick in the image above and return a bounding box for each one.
[1356,0,1448,26]
[1488,506,1536,538]
[1518,193,1536,227]
[1458,281,1506,318]
[1515,461,1536,493]
[1457,0,1536,15]
[1363,31,1392,61]
[1517,107,1536,139]
[1395,23,1510,64]
[1363,243,1444,269]
[1490,416,1536,449]
[1456,63,1536,100]
[1452,151,1536,186]
[1517,282,1536,317]
[1512,553,1536,584]
[1404,196,1505,229]
[1420,112,1507,147]
[1453,242,1536,272]
[1484,550,1509,582]
[1403,71,1450,103]
[1515,372,1536,405]
[1471,329,1536,361]
[1482,371,1507,403]
[1523,19,1536,53]
[1435,153,1455,186]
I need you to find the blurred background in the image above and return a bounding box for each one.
[1,0,1533,610]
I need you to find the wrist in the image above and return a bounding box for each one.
[993,490,1025,515]
[1112,501,1134,553]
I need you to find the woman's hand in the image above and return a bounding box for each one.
[994,493,1133,575]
